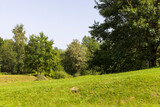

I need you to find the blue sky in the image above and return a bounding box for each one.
[0,0,103,49]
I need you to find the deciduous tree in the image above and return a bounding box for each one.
[0,40,17,73]
[82,36,100,69]
[90,0,160,73]
[63,39,87,75]
[12,24,27,73]
[25,33,60,75]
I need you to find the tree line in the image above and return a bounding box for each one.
[0,25,62,76]
[0,0,159,77]
[0,24,100,77]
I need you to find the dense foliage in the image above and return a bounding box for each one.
[25,33,61,76]
[13,24,27,74]
[82,36,100,64]
[90,0,160,73]
[0,25,63,78]
[62,39,87,75]
[0,39,17,73]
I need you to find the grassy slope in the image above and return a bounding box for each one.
[1,68,160,107]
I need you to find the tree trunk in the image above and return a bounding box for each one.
[37,64,39,74]
[150,47,157,67]
[150,57,157,67]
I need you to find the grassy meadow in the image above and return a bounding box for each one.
[1,68,160,106]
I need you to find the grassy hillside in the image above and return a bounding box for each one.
[1,68,160,106]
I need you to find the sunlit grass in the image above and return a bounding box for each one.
[0,75,37,84]
[1,68,160,106]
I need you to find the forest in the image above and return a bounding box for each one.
[0,0,159,79]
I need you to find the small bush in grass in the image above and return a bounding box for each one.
[0,72,11,75]
[35,74,48,81]
[80,70,92,75]
[80,70,101,75]
[53,71,72,79]
[74,72,81,77]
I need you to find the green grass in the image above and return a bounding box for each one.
[1,68,160,106]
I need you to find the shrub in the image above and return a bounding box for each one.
[80,70,92,75]
[53,71,72,79]
[80,69,101,76]
[35,74,48,81]
[74,72,81,77]
[0,72,11,75]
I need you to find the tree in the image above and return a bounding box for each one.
[12,24,27,74]
[89,0,160,73]
[0,37,3,47]
[0,39,17,73]
[54,47,65,71]
[82,36,100,68]
[25,32,60,75]
[63,39,87,75]
[0,37,4,72]
[122,0,160,67]
[82,36,100,57]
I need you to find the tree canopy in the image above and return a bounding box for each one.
[12,24,27,73]
[25,33,60,76]
[63,39,87,75]
[0,39,17,73]
[90,0,160,73]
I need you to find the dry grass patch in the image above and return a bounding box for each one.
[0,75,37,83]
